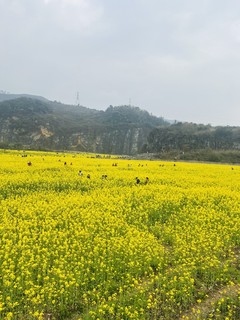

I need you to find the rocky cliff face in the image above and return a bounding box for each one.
[0,97,166,154]
[1,96,240,158]
[41,126,151,154]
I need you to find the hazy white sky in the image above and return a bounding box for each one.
[1,0,240,126]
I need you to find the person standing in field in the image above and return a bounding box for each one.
[135,177,140,184]
[144,177,149,185]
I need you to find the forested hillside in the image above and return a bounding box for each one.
[145,122,240,162]
[1,95,240,162]
[0,96,167,154]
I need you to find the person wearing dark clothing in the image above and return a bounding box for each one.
[135,177,140,184]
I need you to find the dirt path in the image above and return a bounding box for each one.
[179,283,240,319]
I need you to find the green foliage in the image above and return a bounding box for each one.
[0,98,168,154]
[147,122,240,162]
[105,105,167,127]
[2,96,240,163]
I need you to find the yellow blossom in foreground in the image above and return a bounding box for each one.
[0,150,239,319]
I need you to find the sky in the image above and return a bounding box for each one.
[1,0,240,126]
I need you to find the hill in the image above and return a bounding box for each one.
[0,91,48,103]
[0,96,168,154]
[146,122,240,163]
[1,94,240,161]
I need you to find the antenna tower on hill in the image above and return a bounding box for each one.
[76,91,80,106]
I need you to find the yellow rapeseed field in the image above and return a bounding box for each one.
[0,150,239,319]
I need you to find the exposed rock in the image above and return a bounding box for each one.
[0,97,167,154]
